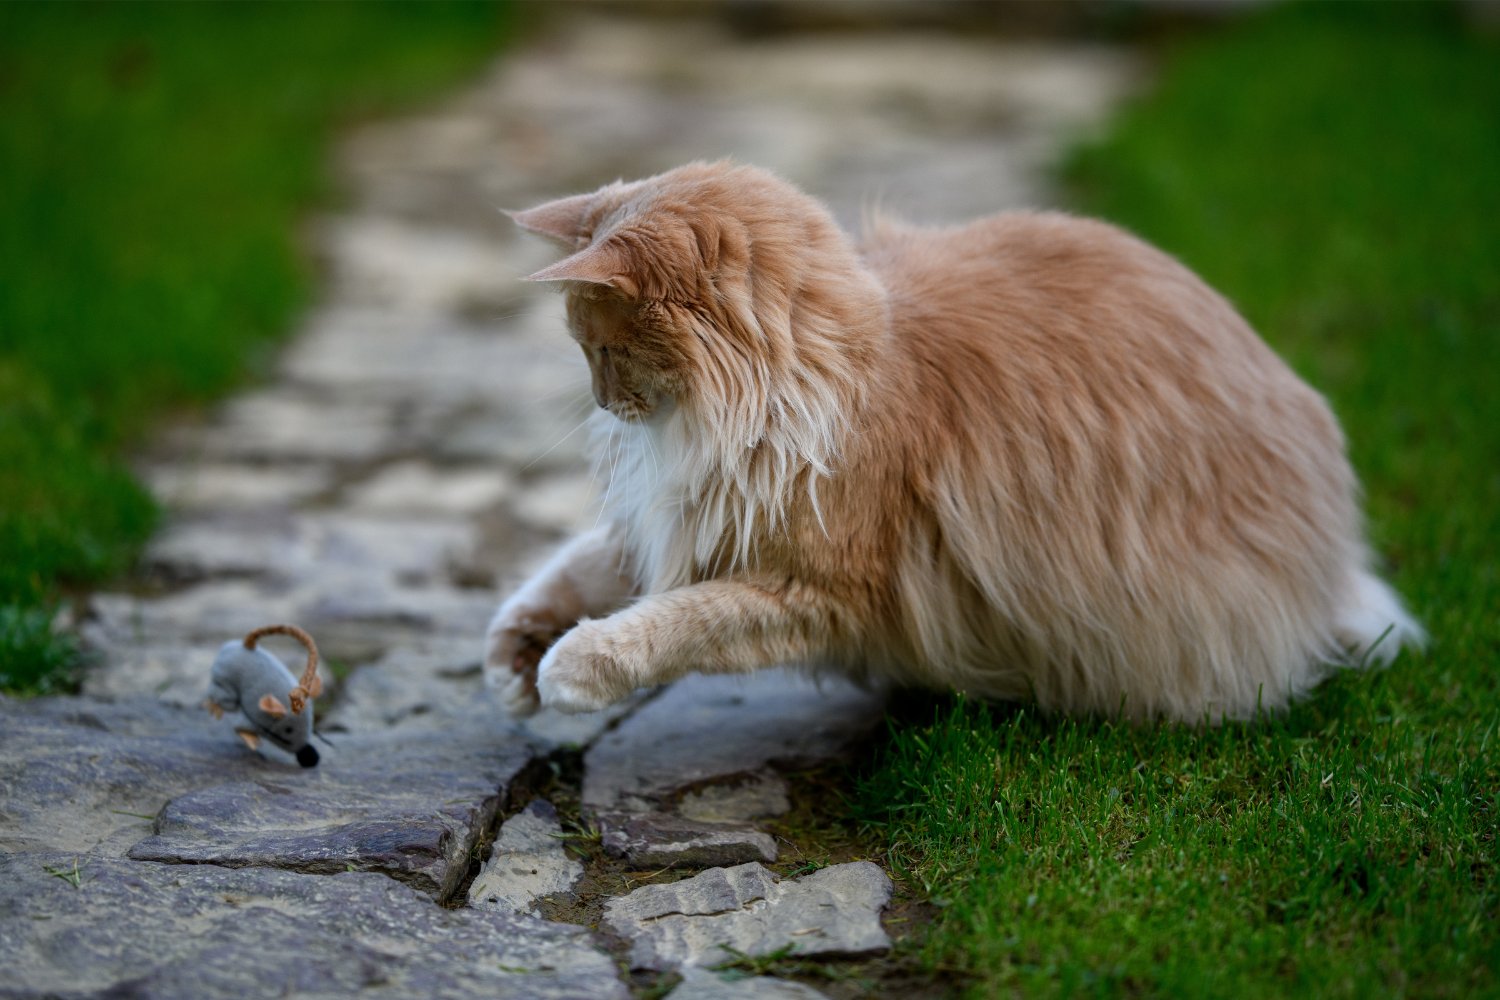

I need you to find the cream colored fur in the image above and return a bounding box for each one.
[484,161,1422,723]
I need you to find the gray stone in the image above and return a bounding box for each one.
[298,579,495,632]
[171,389,395,463]
[581,671,883,867]
[600,812,777,868]
[280,303,584,404]
[127,724,531,901]
[321,637,485,733]
[583,670,885,817]
[0,695,277,858]
[141,511,478,586]
[679,772,792,823]
[86,579,303,648]
[81,577,488,702]
[511,470,599,535]
[143,461,333,511]
[435,400,594,471]
[0,689,531,901]
[322,217,517,310]
[513,691,652,752]
[468,799,583,914]
[303,514,480,583]
[603,861,892,971]
[668,968,831,1000]
[80,637,227,707]
[0,852,627,999]
[144,509,309,581]
[296,581,498,664]
[346,460,513,516]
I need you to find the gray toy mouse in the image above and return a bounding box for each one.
[205,624,325,768]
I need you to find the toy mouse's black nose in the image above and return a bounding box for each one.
[296,745,320,768]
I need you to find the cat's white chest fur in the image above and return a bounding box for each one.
[593,408,789,593]
[592,411,698,592]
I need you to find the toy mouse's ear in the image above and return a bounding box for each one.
[236,729,262,751]
[306,674,324,698]
[258,694,288,719]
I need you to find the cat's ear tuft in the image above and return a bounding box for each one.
[506,193,594,245]
[526,240,640,298]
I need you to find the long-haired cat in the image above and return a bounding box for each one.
[484,161,1421,723]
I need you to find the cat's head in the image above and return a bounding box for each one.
[509,161,881,437]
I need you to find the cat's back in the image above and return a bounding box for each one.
[865,209,1259,362]
[860,209,1331,447]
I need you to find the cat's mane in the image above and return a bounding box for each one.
[571,162,887,590]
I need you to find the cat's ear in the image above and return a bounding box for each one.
[506,193,594,245]
[526,239,640,298]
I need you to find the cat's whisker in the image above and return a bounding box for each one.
[642,424,662,489]
[523,412,596,472]
[520,377,592,408]
[594,419,622,530]
[474,306,546,325]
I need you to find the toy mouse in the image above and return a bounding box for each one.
[205,624,325,768]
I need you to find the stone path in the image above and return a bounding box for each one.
[0,14,1133,998]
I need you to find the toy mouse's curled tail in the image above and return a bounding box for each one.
[243,624,324,715]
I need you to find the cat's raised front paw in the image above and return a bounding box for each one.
[484,602,568,718]
[536,622,631,715]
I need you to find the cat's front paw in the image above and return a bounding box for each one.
[484,601,568,719]
[536,621,633,715]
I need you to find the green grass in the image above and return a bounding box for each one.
[0,1,509,692]
[856,4,1499,996]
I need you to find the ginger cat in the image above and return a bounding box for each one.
[485,161,1421,723]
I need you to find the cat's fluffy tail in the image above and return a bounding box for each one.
[1334,568,1425,667]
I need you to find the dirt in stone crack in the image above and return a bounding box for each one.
[471,737,954,1000]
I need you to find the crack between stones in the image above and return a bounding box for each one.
[637,898,769,924]
[444,686,663,911]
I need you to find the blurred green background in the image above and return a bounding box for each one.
[0,0,509,690]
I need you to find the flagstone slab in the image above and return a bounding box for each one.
[0,693,533,902]
[600,812,778,869]
[0,695,271,859]
[144,511,479,586]
[583,670,886,817]
[170,389,396,463]
[468,799,583,914]
[0,853,628,1000]
[345,460,514,517]
[143,461,333,511]
[127,725,532,901]
[603,861,892,971]
[582,670,885,868]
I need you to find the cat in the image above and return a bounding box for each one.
[484,160,1422,724]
